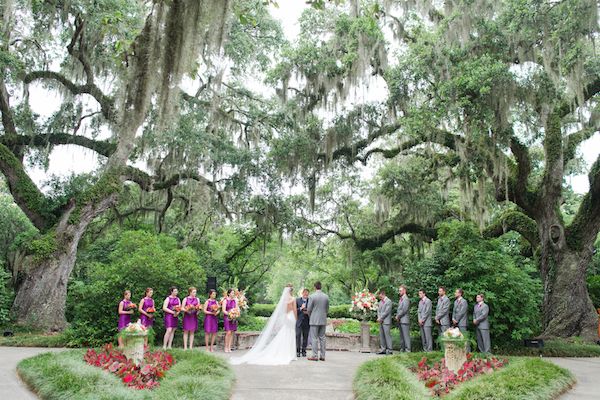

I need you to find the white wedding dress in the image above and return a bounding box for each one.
[230,287,297,366]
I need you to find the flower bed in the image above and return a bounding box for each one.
[412,354,508,396]
[84,344,174,390]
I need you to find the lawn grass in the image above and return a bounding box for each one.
[497,339,600,357]
[353,352,575,400]
[446,357,574,400]
[353,355,430,400]
[0,330,73,347]
[17,348,234,400]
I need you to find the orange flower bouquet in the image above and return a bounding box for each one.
[126,303,137,311]
[210,304,219,314]
[146,307,156,314]
[173,305,181,313]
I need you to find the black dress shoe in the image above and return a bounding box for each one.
[301,352,307,357]
[297,352,301,357]
[376,351,386,355]
[319,357,325,361]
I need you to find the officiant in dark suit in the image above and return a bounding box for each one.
[296,288,310,357]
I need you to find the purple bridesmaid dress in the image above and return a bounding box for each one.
[224,298,238,332]
[118,299,132,331]
[140,297,155,328]
[182,297,199,332]
[204,299,218,333]
[164,296,180,328]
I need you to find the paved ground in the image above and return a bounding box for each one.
[221,350,377,400]
[2,347,599,400]
[0,347,66,400]
[547,357,600,400]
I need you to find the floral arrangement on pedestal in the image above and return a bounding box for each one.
[440,327,469,373]
[349,289,379,321]
[84,343,174,390]
[412,355,508,396]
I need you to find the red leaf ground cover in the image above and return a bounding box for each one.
[411,354,508,396]
[84,344,175,390]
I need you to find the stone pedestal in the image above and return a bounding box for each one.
[444,341,467,373]
[360,321,371,353]
[123,334,146,366]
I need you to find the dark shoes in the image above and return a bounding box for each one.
[376,351,387,355]
[302,352,307,357]
[319,357,325,361]
[297,352,301,357]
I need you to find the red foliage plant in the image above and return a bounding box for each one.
[411,354,508,396]
[84,344,175,390]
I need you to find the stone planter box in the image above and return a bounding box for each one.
[222,331,381,352]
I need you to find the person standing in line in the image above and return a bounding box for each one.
[435,286,451,336]
[296,288,310,357]
[473,293,491,353]
[452,288,469,352]
[395,285,411,352]
[377,289,393,355]
[417,289,433,352]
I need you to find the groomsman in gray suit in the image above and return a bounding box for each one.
[473,293,491,353]
[417,289,433,352]
[395,285,411,352]
[377,289,393,354]
[435,286,451,335]
[452,288,469,352]
[307,281,329,361]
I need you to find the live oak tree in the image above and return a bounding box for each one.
[271,1,599,339]
[0,0,282,330]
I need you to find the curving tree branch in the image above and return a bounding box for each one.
[0,133,116,157]
[23,71,115,120]
[482,209,539,247]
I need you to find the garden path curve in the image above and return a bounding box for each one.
[547,357,600,400]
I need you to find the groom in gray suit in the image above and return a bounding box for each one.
[307,281,329,361]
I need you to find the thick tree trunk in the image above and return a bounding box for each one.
[11,195,117,331]
[538,219,598,340]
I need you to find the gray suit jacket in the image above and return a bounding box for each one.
[308,290,329,326]
[473,302,489,329]
[396,294,410,324]
[452,297,468,328]
[418,297,432,327]
[436,295,450,325]
[377,297,393,325]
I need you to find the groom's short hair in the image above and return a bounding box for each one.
[314,281,322,290]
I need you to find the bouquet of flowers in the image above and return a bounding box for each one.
[227,307,241,321]
[146,307,156,314]
[350,289,379,321]
[125,303,137,311]
[173,305,181,313]
[210,303,220,314]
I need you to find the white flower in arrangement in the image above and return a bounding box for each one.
[350,289,379,314]
[123,319,148,335]
[443,327,464,339]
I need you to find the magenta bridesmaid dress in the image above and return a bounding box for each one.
[223,298,238,332]
[140,297,155,328]
[164,296,180,328]
[182,296,199,332]
[204,299,218,333]
[118,299,132,331]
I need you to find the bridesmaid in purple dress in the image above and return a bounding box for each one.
[222,288,239,353]
[182,287,201,350]
[117,290,135,348]
[138,287,155,346]
[203,289,220,352]
[162,287,181,350]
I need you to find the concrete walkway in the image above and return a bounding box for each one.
[1,347,599,400]
[0,347,66,400]
[222,351,377,400]
[547,357,600,400]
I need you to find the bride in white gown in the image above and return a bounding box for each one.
[230,285,297,365]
